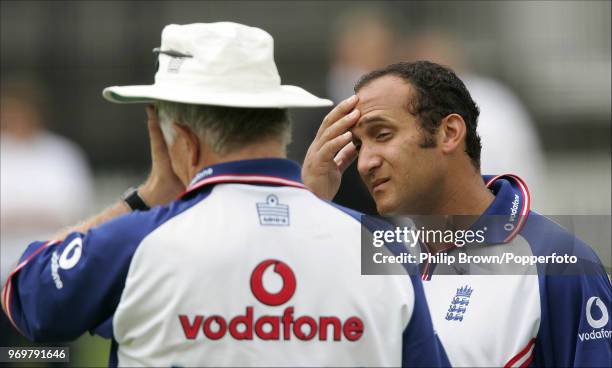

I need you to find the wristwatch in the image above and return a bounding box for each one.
[121,187,150,211]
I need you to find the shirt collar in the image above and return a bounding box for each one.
[180,158,307,198]
[420,174,531,280]
[473,174,531,244]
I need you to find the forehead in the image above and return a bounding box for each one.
[355,75,413,120]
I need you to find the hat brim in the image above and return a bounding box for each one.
[102,84,332,108]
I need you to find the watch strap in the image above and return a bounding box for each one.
[122,187,150,211]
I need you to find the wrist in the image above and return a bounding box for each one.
[138,179,171,208]
[138,182,158,208]
[122,186,150,211]
[139,174,186,207]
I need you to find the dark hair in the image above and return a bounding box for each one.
[354,61,481,169]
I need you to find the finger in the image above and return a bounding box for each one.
[316,94,359,139]
[320,108,360,145]
[319,130,353,162]
[145,104,158,122]
[145,105,170,163]
[334,142,358,173]
[311,108,360,153]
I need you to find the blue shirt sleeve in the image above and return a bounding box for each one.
[522,214,612,367]
[1,197,201,343]
[402,274,451,367]
[535,272,612,367]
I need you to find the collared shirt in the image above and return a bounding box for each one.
[421,174,611,367]
[2,158,448,367]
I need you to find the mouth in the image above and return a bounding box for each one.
[371,177,390,192]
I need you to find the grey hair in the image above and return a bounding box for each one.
[156,101,291,155]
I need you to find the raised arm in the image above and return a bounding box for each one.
[52,105,184,240]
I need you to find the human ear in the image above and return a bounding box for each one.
[439,113,466,154]
[173,123,201,168]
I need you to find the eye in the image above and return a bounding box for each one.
[352,138,362,152]
[376,132,392,142]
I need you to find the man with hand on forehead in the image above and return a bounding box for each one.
[2,23,449,367]
[303,61,611,367]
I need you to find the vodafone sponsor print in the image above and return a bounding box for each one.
[178,259,364,342]
[578,296,611,342]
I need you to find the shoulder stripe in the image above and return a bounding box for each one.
[504,338,535,368]
[181,175,308,199]
[2,240,59,333]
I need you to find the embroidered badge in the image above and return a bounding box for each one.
[256,194,289,226]
[445,285,473,322]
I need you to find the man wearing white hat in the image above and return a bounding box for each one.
[2,23,448,367]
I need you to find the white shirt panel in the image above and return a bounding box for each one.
[423,235,541,367]
[113,184,415,366]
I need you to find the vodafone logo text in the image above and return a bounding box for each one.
[179,259,364,342]
[578,296,611,342]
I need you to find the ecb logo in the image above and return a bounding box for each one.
[445,285,473,322]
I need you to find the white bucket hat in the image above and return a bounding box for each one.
[103,22,332,108]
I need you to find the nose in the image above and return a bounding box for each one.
[356,145,383,182]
